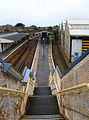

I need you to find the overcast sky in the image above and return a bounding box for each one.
[0,0,89,26]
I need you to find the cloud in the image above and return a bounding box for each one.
[0,0,89,26]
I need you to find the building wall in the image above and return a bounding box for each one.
[0,43,2,52]
[0,69,25,120]
[60,24,65,50]
[0,27,4,33]
[60,54,89,120]
[65,23,70,60]
[3,43,12,51]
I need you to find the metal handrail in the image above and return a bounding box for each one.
[29,80,36,86]
[58,83,89,94]
[0,87,27,94]
[61,104,89,118]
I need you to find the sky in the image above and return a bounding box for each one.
[0,0,89,27]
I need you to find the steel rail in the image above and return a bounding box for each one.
[13,43,29,66]
[58,83,89,94]
[61,104,89,118]
[0,87,27,94]
[17,40,37,71]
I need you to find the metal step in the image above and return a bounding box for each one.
[25,96,59,115]
[21,114,65,120]
[34,87,51,95]
[21,118,65,120]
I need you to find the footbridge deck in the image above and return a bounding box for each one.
[0,40,89,120]
[37,43,49,86]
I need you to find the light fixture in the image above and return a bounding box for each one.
[0,58,23,81]
[22,66,31,86]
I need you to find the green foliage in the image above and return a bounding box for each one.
[15,23,25,28]
[49,35,55,41]
[29,33,35,38]
[30,25,38,30]
[4,28,10,32]
[47,26,53,30]
[53,25,59,30]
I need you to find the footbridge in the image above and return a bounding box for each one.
[0,39,89,120]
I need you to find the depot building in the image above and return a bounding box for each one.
[60,19,89,62]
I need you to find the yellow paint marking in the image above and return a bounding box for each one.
[83,46,89,48]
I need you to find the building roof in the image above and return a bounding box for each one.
[67,19,89,36]
[0,38,14,43]
[67,19,89,25]
[0,32,18,38]
[0,33,29,43]
[70,29,89,36]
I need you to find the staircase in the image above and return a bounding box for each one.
[21,86,65,120]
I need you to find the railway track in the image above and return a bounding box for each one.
[4,39,38,74]
[52,42,68,74]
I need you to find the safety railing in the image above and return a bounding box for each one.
[48,64,89,118]
[58,83,89,94]
[48,47,89,119]
[0,87,27,96]
[49,67,89,94]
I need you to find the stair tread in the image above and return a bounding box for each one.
[34,87,51,95]
[23,114,63,118]
[23,115,63,119]
[24,87,62,116]
[21,118,65,120]
[26,106,59,115]
[28,96,58,105]
[22,114,65,120]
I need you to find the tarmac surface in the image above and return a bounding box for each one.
[37,43,49,86]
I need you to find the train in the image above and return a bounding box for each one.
[41,32,49,44]
[35,31,54,44]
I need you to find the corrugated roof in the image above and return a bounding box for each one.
[1,33,29,42]
[66,19,89,36]
[67,19,89,24]
[70,29,89,36]
[0,32,18,38]
[0,38,14,43]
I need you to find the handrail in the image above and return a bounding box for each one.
[0,87,27,94]
[29,80,36,86]
[58,83,89,94]
[56,66,62,78]
[61,104,89,118]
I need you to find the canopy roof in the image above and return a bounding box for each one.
[0,33,29,43]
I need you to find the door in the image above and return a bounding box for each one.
[71,39,82,62]
[74,52,79,61]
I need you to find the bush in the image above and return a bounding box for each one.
[4,28,10,32]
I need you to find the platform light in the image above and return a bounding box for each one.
[0,58,23,81]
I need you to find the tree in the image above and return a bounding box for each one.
[4,28,10,32]
[53,25,59,30]
[30,25,38,30]
[15,23,25,28]
[47,26,53,30]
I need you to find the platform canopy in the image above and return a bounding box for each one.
[1,33,29,42]
[0,38,14,43]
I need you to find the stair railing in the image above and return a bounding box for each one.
[48,66,89,118]
[0,86,27,96]
[49,67,89,95]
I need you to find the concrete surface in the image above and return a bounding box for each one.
[37,43,49,86]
